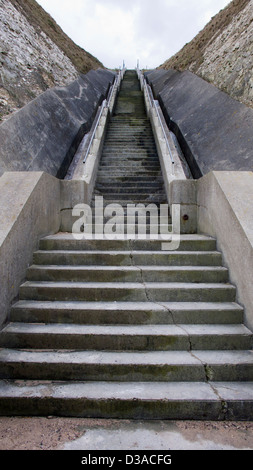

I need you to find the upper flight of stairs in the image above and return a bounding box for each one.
[0,71,252,419]
[92,70,168,218]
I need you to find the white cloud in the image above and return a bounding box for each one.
[36,0,230,69]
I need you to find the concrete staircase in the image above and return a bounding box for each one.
[0,70,252,419]
[92,70,168,227]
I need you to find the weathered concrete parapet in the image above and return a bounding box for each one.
[0,172,61,328]
[0,69,116,179]
[146,69,253,179]
[197,171,253,332]
[169,179,197,234]
[170,171,253,331]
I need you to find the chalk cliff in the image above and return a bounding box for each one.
[160,0,253,108]
[0,0,103,121]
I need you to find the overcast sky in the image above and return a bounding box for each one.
[36,0,230,69]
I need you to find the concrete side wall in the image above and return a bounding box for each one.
[170,171,253,331]
[197,171,253,332]
[0,172,61,327]
[146,69,253,178]
[0,69,116,179]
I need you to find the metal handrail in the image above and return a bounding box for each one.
[107,71,121,109]
[83,99,107,163]
[83,70,124,164]
[140,72,175,169]
[142,79,153,113]
[153,100,175,168]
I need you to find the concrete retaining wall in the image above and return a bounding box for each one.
[0,69,116,179]
[146,70,253,178]
[0,172,61,327]
[170,171,253,331]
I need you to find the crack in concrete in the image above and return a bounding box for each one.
[129,242,192,347]
[126,241,231,419]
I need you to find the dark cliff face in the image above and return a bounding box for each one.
[0,0,104,121]
[160,0,253,109]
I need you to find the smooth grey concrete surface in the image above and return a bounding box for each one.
[169,171,253,332]
[146,69,253,178]
[169,179,197,233]
[62,419,253,450]
[0,171,61,328]
[197,171,253,332]
[0,69,115,179]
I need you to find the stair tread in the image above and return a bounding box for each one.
[21,280,235,289]
[41,233,216,241]
[34,250,221,255]
[28,265,228,272]
[11,300,244,311]
[0,380,252,401]
[2,322,251,337]
[10,300,244,326]
[0,349,252,365]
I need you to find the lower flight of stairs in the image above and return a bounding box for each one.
[0,233,252,419]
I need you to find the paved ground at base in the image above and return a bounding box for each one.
[0,418,252,450]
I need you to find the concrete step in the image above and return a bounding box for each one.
[76,216,170,226]
[92,198,168,205]
[70,226,173,237]
[97,168,162,174]
[96,176,164,183]
[0,323,251,351]
[0,380,252,419]
[19,281,236,302]
[100,155,159,161]
[99,160,161,166]
[90,199,168,207]
[98,156,159,162]
[92,193,166,201]
[103,142,156,148]
[105,133,155,138]
[102,140,156,146]
[33,250,223,266]
[0,349,252,382]
[102,148,158,154]
[103,137,156,142]
[94,187,165,193]
[26,265,229,284]
[95,182,164,188]
[105,134,155,139]
[99,163,161,169]
[10,301,244,325]
[109,119,150,124]
[39,235,217,251]
[109,123,151,128]
[95,187,165,194]
[99,169,161,176]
